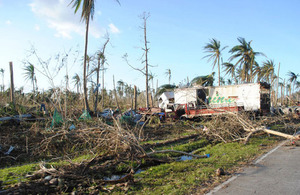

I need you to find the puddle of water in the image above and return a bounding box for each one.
[135,169,144,174]
[103,174,124,181]
[103,169,145,181]
[177,155,193,161]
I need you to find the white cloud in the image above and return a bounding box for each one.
[108,23,120,34]
[5,20,11,25]
[34,24,40,31]
[29,0,103,39]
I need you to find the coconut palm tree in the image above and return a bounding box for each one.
[252,63,262,82]
[261,60,275,83]
[220,77,226,85]
[117,80,125,97]
[148,72,156,106]
[165,68,171,84]
[279,82,284,105]
[70,0,96,111]
[296,81,300,92]
[203,38,227,86]
[156,84,177,97]
[148,71,156,93]
[0,68,4,92]
[229,37,264,83]
[72,73,81,94]
[24,63,37,93]
[287,71,299,96]
[222,62,237,84]
[190,73,215,87]
[227,79,232,85]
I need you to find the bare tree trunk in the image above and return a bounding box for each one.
[9,62,15,105]
[218,58,220,86]
[134,85,137,111]
[156,79,158,106]
[143,14,149,108]
[283,79,286,105]
[65,67,68,119]
[113,75,120,111]
[275,63,280,106]
[94,38,109,113]
[102,61,105,109]
[83,16,90,112]
[94,58,100,113]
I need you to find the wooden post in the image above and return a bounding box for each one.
[134,85,137,111]
[9,62,15,105]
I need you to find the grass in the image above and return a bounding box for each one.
[127,137,278,194]
[0,163,38,185]
[148,138,209,158]
[0,153,97,187]
[0,136,278,194]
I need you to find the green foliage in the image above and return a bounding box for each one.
[190,73,215,86]
[156,84,177,97]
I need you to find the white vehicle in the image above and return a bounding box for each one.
[174,82,270,118]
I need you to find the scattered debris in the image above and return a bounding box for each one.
[216,168,225,176]
[4,146,14,155]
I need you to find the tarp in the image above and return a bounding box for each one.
[51,109,63,127]
[79,110,91,120]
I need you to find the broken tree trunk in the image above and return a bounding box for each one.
[9,62,15,105]
[232,113,300,142]
[133,85,137,111]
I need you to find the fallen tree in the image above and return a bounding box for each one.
[202,111,300,144]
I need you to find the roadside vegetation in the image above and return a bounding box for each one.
[0,101,299,194]
[0,1,299,194]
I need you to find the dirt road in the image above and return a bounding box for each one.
[208,141,300,195]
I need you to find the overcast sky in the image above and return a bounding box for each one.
[0,0,299,92]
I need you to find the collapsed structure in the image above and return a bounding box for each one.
[159,82,271,118]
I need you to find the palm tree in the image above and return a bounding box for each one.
[279,82,284,105]
[227,79,232,85]
[252,63,262,82]
[261,60,275,83]
[229,37,264,83]
[148,72,156,94]
[117,80,125,97]
[70,0,96,111]
[287,71,299,96]
[0,68,4,92]
[156,84,176,97]
[296,81,300,92]
[190,73,215,87]
[24,63,37,93]
[220,77,225,85]
[165,68,171,84]
[95,37,109,111]
[203,38,227,86]
[72,73,81,94]
[148,72,156,106]
[222,62,237,84]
